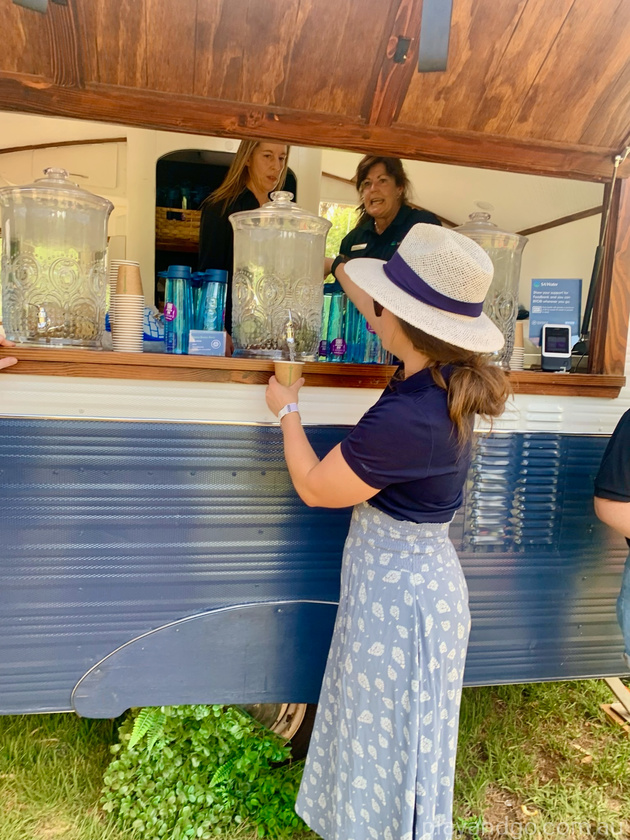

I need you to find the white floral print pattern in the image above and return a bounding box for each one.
[296,502,471,840]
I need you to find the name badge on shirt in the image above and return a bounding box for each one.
[351,243,367,251]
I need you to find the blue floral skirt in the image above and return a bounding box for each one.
[296,501,471,840]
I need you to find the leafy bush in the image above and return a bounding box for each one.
[101,704,310,839]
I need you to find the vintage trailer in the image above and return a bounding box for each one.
[0,0,629,730]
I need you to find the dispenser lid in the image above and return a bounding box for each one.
[229,190,332,235]
[0,167,114,212]
[454,211,528,248]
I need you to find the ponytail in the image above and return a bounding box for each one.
[396,320,511,450]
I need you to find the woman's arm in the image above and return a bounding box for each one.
[0,336,17,370]
[266,376,379,509]
[594,497,630,539]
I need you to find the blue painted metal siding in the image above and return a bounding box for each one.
[0,418,627,715]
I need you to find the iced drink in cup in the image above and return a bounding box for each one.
[274,360,305,387]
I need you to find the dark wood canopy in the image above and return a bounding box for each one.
[1,0,629,182]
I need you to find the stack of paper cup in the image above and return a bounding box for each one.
[108,259,140,326]
[111,264,145,352]
[510,321,525,371]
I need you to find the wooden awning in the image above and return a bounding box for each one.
[1,0,629,182]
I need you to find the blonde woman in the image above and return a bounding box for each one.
[198,140,289,336]
[266,224,510,840]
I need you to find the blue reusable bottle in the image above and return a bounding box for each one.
[318,287,333,359]
[196,269,228,331]
[343,301,358,363]
[363,319,381,363]
[190,272,204,321]
[164,265,193,354]
[326,283,347,362]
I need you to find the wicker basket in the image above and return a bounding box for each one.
[155,207,201,243]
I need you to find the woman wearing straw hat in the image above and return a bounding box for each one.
[266,223,510,840]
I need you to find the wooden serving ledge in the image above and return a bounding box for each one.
[0,347,625,397]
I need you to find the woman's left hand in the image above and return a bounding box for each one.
[0,335,17,371]
[266,375,304,417]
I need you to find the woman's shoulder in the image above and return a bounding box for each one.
[402,205,442,228]
[202,188,258,219]
[230,188,260,213]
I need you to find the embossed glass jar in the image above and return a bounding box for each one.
[229,191,331,359]
[0,168,113,347]
[455,212,528,368]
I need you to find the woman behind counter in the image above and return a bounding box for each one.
[198,139,289,335]
[326,155,442,278]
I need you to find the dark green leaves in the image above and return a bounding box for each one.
[101,705,310,839]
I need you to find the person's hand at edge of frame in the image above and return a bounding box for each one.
[265,375,305,417]
[0,335,17,370]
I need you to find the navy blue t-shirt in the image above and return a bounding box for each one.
[340,367,471,523]
[594,409,630,547]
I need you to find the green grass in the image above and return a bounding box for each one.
[0,713,127,840]
[454,681,630,839]
[1,682,629,839]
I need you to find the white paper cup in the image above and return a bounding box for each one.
[111,293,144,349]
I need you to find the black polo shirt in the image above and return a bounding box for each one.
[331,204,442,277]
[340,366,471,523]
[198,188,260,334]
[594,409,630,547]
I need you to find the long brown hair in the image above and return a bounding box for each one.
[202,139,289,213]
[396,318,511,450]
[354,156,412,228]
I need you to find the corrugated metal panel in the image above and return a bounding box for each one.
[460,432,628,685]
[0,419,627,714]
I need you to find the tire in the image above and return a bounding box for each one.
[287,703,317,760]
[240,702,317,760]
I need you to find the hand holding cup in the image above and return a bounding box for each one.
[266,368,305,417]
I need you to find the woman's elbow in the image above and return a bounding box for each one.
[297,487,322,508]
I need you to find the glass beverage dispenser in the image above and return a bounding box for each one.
[229,191,331,359]
[0,168,113,347]
[455,212,528,368]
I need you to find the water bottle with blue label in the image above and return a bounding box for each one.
[164,265,193,354]
[196,269,228,331]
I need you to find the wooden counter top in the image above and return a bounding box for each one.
[0,347,625,398]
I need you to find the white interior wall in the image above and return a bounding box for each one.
[519,215,600,344]
[321,175,357,206]
[0,112,610,322]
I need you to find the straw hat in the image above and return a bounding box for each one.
[344,223,504,352]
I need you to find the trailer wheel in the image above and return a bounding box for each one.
[241,702,317,759]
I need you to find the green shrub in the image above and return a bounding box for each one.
[101,704,310,839]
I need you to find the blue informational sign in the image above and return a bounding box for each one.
[529,279,582,347]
